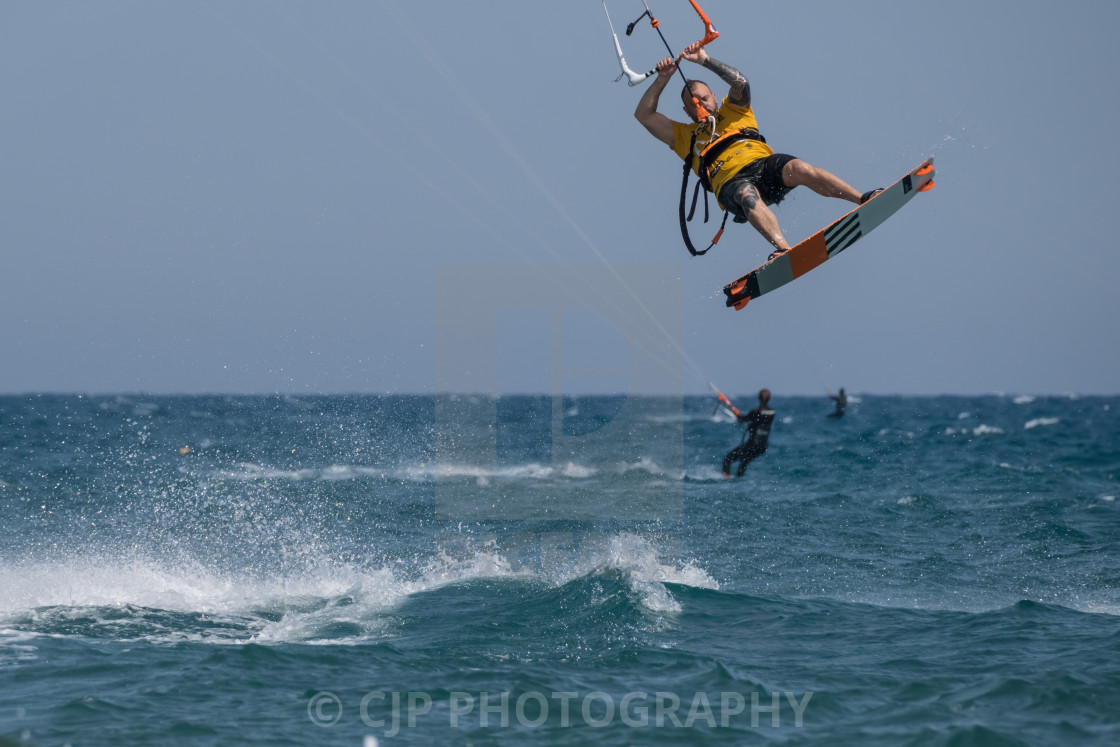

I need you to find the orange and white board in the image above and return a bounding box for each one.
[723,158,936,310]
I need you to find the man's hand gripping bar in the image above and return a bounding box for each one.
[604,0,719,87]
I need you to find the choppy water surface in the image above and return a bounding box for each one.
[1,394,1118,745]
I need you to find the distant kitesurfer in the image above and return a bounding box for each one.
[721,389,776,478]
[634,43,882,261]
[827,388,847,419]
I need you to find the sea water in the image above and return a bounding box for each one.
[1,393,1118,745]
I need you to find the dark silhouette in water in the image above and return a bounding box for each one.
[722,389,775,478]
[827,387,847,419]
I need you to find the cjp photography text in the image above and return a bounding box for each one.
[308,689,813,735]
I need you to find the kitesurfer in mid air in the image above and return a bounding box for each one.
[634,42,882,260]
[721,389,776,478]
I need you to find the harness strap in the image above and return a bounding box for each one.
[696,127,767,191]
[687,179,707,223]
[679,131,726,256]
[678,128,765,257]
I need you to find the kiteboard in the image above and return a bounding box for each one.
[722,158,936,310]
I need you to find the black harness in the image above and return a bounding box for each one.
[679,127,767,256]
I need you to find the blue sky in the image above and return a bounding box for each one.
[3,1,1118,395]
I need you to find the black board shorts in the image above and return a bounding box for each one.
[718,153,798,223]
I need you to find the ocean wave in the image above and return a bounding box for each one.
[0,628,39,667]
[208,457,769,486]
[208,461,601,484]
[0,533,716,645]
[423,532,717,614]
[616,457,672,478]
[208,457,725,486]
[401,461,597,483]
[209,463,386,482]
[1024,417,1060,429]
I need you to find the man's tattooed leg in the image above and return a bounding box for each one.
[733,183,761,214]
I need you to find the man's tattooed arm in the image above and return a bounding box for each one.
[702,57,751,108]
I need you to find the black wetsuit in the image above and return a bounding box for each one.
[722,407,776,477]
[827,393,847,419]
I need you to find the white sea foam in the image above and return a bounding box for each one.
[0,555,318,617]
[211,463,388,481]
[558,532,719,613]
[1013,395,1036,405]
[253,532,717,634]
[0,531,715,644]
[403,461,596,482]
[557,461,596,478]
[617,457,669,477]
[945,424,1005,437]
[685,465,731,482]
[1024,417,1059,429]
[0,553,470,646]
[0,628,40,658]
[213,460,604,484]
